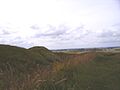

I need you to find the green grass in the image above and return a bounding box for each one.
[0,44,120,90]
[29,46,60,62]
[0,45,59,89]
[38,52,120,90]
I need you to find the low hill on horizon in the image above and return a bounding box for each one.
[29,46,60,62]
[0,44,60,73]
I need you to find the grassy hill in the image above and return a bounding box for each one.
[0,44,60,89]
[29,46,60,63]
[0,44,120,90]
[0,45,59,70]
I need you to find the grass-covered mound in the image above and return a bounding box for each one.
[29,46,60,63]
[0,45,58,72]
[0,44,60,89]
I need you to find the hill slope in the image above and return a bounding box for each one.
[0,44,60,89]
[0,44,120,90]
[41,52,120,90]
[29,46,60,62]
[0,44,60,74]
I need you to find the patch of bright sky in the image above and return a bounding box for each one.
[0,0,119,27]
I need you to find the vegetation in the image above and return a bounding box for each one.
[51,52,120,90]
[0,45,59,89]
[0,44,120,90]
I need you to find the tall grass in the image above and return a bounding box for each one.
[1,52,120,90]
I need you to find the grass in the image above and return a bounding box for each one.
[0,44,120,90]
[38,52,120,90]
[0,45,59,89]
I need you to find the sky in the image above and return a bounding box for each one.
[0,0,120,49]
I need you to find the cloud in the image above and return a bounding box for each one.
[69,25,90,40]
[32,24,91,41]
[98,24,120,45]
[30,24,40,30]
[27,24,94,48]
[0,23,120,49]
[2,30,11,35]
[29,24,101,49]
[99,30,120,37]
[99,24,120,38]
[112,23,120,27]
[33,25,68,39]
[0,26,11,35]
[0,25,34,48]
[9,37,33,48]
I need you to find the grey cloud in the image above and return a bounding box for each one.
[0,36,33,48]
[99,37,120,44]
[33,24,92,42]
[0,39,6,43]
[99,23,120,38]
[112,23,120,27]
[33,25,68,39]
[99,29,120,38]
[30,25,40,30]
[2,30,11,35]
[73,26,90,40]
[99,30,114,37]
[0,25,16,36]
[1,23,120,49]
[98,28,120,45]
[0,27,11,35]
[40,29,66,37]
[0,36,21,43]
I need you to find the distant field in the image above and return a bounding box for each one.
[53,47,120,53]
[0,45,120,90]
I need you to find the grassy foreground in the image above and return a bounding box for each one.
[0,45,120,90]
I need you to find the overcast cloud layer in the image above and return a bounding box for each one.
[0,0,120,49]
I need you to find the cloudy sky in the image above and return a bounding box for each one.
[0,0,120,49]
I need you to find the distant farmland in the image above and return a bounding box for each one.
[52,46,120,53]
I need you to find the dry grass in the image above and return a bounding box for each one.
[1,52,120,90]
